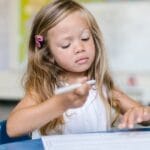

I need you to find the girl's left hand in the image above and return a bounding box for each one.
[118,106,150,129]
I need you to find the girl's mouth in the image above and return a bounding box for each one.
[75,57,89,65]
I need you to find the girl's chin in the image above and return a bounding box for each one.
[63,64,91,73]
[71,68,90,73]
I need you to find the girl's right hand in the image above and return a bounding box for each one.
[56,79,91,110]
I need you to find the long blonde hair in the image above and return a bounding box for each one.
[23,0,119,135]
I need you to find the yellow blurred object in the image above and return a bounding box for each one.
[19,0,50,64]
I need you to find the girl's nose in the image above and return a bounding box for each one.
[74,40,85,54]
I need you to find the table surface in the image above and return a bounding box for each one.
[0,127,150,150]
[0,139,44,150]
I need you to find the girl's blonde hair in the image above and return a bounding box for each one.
[23,0,119,135]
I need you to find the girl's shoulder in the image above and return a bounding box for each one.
[11,93,39,114]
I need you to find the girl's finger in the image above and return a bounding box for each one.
[127,110,135,128]
[143,107,150,121]
[74,83,90,96]
[136,107,144,123]
[119,110,131,129]
[127,107,144,128]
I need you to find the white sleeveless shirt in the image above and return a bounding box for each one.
[32,87,108,139]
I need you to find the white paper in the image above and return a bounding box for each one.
[42,131,150,150]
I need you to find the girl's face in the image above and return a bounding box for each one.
[47,11,95,75]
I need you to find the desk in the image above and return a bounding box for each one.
[0,128,150,150]
[0,139,44,150]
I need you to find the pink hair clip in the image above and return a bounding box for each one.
[35,35,44,49]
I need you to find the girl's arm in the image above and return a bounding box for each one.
[7,94,68,137]
[113,89,150,128]
[7,83,91,137]
[113,89,142,114]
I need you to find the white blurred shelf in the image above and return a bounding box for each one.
[0,70,150,105]
[113,72,150,105]
[0,71,24,100]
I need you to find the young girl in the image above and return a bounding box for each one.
[7,0,150,139]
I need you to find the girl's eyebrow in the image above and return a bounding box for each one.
[58,28,90,41]
[62,36,72,40]
[80,28,90,35]
[56,38,70,46]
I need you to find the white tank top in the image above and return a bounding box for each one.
[32,87,108,139]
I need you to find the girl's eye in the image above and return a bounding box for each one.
[81,33,90,41]
[82,37,90,41]
[61,44,70,49]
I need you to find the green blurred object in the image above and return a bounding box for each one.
[19,0,50,64]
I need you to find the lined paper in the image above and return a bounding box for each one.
[42,131,150,150]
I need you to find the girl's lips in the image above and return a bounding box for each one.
[75,57,89,64]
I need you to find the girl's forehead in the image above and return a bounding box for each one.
[48,11,89,36]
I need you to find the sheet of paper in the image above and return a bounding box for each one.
[42,131,150,150]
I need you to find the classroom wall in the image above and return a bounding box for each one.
[86,2,150,72]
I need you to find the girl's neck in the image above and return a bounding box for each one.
[61,72,87,84]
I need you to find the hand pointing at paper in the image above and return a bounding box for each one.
[119,106,150,129]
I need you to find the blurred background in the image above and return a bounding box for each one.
[0,0,150,120]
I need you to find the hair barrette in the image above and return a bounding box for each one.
[35,35,44,49]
